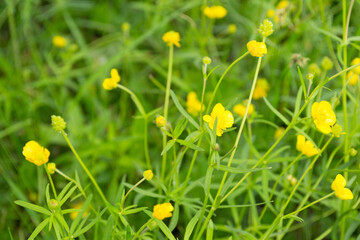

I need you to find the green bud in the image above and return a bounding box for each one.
[202,56,212,65]
[350,148,357,157]
[332,124,344,138]
[321,56,333,71]
[306,73,314,83]
[259,19,274,37]
[48,199,58,210]
[51,115,66,132]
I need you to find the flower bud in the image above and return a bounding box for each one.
[332,124,344,138]
[143,170,154,181]
[51,115,66,132]
[47,163,56,174]
[321,57,333,71]
[259,19,274,37]
[202,56,212,65]
[350,148,357,157]
[155,116,166,128]
[306,73,314,83]
[48,199,58,210]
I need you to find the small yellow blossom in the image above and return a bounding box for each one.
[253,78,270,100]
[228,24,237,34]
[186,92,204,116]
[153,203,174,220]
[162,31,181,47]
[347,71,359,86]
[351,58,360,74]
[203,103,234,136]
[311,101,336,134]
[22,141,50,166]
[331,174,353,200]
[51,115,66,132]
[203,5,227,19]
[259,19,274,37]
[247,40,267,57]
[267,9,275,18]
[274,127,285,140]
[308,63,321,76]
[122,22,130,32]
[233,100,254,117]
[321,57,333,71]
[70,202,89,220]
[286,174,297,186]
[203,56,212,65]
[155,115,166,127]
[47,163,56,174]
[52,36,67,48]
[332,124,345,138]
[296,135,319,157]
[103,68,121,90]
[276,0,289,9]
[143,170,153,181]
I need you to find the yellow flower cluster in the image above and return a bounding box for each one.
[331,174,353,200]
[203,103,234,136]
[152,202,174,220]
[347,58,360,86]
[247,40,267,57]
[203,5,227,19]
[52,36,67,48]
[162,31,181,47]
[103,69,121,90]
[233,100,254,117]
[311,101,336,134]
[22,141,50,166]
[186,92,204,117]
[296,135,318,157]
[253,78,270,99]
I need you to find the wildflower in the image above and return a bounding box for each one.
[47,163,56,174]
[162,31,181,47]
[286,174,297,186]
[332,124,345,138]
[321,57,333,71]
[351,58,360,74]
[259,19,273,38]
[274,127,285,139]
[311,101,336,134]
[153,203,174,220]
[203,103,234,136]
[331,174,353,200]
[103,68,121,90]
[347,71,359,86]
[143,170,153,181]
[52,36,67,48]
[22,141,50,166]
[233,100,254,117]
[308,63,321,76]
[203,5,227,19]
[228,24,237,34]
[350,148,357,157]
[70,202,89,220]
[276,0,289,9]
[51,115,66,132]
[247,40,267,57]
[122,22,130,32]
[186,92,204,116]
[267,9,275,18]
[306,73,314,83]
[203,56,212,65]
[253,78,270,100]
[296,135,318,157]
[155,115,166,127]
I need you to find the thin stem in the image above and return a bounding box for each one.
[44,165,58,199]
[120,178,146,210]
[199,63,208,128]
[132,219,153,240]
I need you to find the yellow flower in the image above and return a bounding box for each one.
[331,174,353,200]
[296,135,319,157]
[155,115,166,127]
[70,202,89,220]
[276,0,289,9]
[103,68,121,90]
[267,9,275,18]
[233,100,254,117]
[52,36,67,48]
[162,31,181,47]
[122,22,130,32]
[143,170,153,181]
[274,127,285,139]
[247,40,267,57]
[203,103,234,136]
[186,92,204,116]
[228,24,237,34]
[47,163,56,174]
[153,203,174,220]
[347,71,359,86]
[311,101,336,134]
[203,5,227,19]
[22,141,50,166]
[351,57,360,74]
[253,78,270,99]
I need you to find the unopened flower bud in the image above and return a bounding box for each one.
[202,56,212,65]
[321,57,333,71]
[155,116,166,128]
[332,124,344,138]
[350,148,357,157]
[259,19,274,37]
[51,115,66,132]
[306,73,314,83]
[143,170,154,181]
[48,199,58,210]
[47,163,56,174]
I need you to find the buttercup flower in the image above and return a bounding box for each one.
[247,40,267,57]
[296,135,319,157]
[186,92,204,116]
[155,115,166,127]
[203,103,234,136]
[351,57,360,74]
[203,5,227,19]
[274,127,285,139]
[162,31,181,47]
[22,141,50,166]
[143,170,153,181]
[233,100,254,117]
[51,115,66,132]
[267,9,275,18]
[347,71,359,86]
[311,101,336,134]
[103,68,121,90]
[228,24,237,34]
[153,203,174,220]
[52,36,67,48]
[47,163,56,174]
[331,174,353,200]
[276,0,289,9]
[253,78,270,100]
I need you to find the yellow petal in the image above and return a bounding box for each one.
[335,188,353,200]
[296,135,305,152]
[331,174,346,191]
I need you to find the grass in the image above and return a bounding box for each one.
[1,0,360,239]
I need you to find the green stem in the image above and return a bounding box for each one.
[132,219,153,240]
[44,165,58,199]
[120,178,145,211]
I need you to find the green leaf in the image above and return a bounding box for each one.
[184,210,201,240]
[204,167,214,194]
[215,165,271,174]
[297,66,307,99]
[123,184,166,199]
[28,218,50,240]
[14,200,51,215]
[206,219,214,240]
[176,139,204,151]
[283,214,304,223]
[143,210,176,240]
[168,203,179,231]
[60,185,78,206]
[58,182,73,202]
[161,139,175,156]
[293,87,302,119]
[170,90,200,129]
[70,194,93,234]
[45,184,50,205]
[263,97,290,125]
[173,118,188,139]
[73,207,107,237]
[122,206,148,216]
